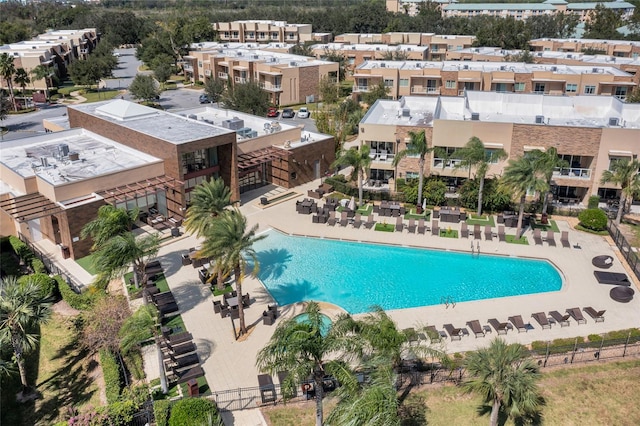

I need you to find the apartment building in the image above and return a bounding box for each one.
[183,45,338,106]
[358,91,640,205]
[351,60,636,100]
[529,38,640,59]
[0,28,99,93]
[311,43,429,72]
[214,20,313,44]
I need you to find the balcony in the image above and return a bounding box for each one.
[368,151,395,164]
[553,167,591,179]
[352,85,370,92]
[204,69,211,77]
[433,158,463,169]
[411,87,440,95]
[183,65,194,72]
[235,77,247,84]
[218,72,228,79]
[259,82,282,91]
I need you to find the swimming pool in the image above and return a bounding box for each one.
[293,313,332,336]
[253,230,563,314]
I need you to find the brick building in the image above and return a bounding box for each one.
[529,38,640,59]
[214,20,313,44]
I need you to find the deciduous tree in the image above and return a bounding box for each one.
[128,74,161,102]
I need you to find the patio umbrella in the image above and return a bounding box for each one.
[348,196,356,211]
[422,198,427,211]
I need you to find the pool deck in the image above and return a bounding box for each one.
[34,178,640,424]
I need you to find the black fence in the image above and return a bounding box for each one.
[17,233,83,292]
[607,221,640,281]
[130,400,154,426]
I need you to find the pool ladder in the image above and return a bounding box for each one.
[441,295,456,309]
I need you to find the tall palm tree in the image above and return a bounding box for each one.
[455,137,507,216]
[0,276,54,394]
[81,204,139,251]
[463,338,543,426]
[30,65,53,97]
[501,156,548,238]
[92,232,160,289]
[332,145,372,207]
[600,158,640,224]
[393,130,433,207]
[13,68,30,100]
[0,53,17,111]
[199,209,265,335]
[528,147,568,215]
[256,301,355,426]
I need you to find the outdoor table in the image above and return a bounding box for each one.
[226,296,239,308]
[439,209,461,223]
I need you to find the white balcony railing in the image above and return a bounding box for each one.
[235,77,247,84]
[259,82,282,91]
[433,158,463,169]
[368,151,395,163]
[553,167,591,179]
[183,65,194,72]
[411,87,440,94]
[352,85,370,92]
[204,69,211,76]
[218,72,228,79]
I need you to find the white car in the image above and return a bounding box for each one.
[297,107,310,118]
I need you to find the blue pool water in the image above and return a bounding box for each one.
[293,313,332,336]
[253,230,563,314]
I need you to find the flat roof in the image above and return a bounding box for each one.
[68,100,234,144]
[0,128,162,186]
[453,47,640,66]
[531,38,640,47]
[444,3,556,11]
[189,45,334,67]
[361,91,640,129]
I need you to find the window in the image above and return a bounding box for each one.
[485,149,502,164]
[399,78,409,87]
[514,82,525,92]
[614,86,628,100]
[232,31,239,38]
[258,32,266,39]
[584,85,596,94]
[565,83,577,93]
[494,83,507,92]
[246,32,254,38]
[405,171,419,179]
[609,156,629,171]
[534,83,545,93]
[384,79,394,87]
[445,80,456,89]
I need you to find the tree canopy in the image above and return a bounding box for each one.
[220,81,270,116]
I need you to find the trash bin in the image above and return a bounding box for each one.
[171,227,180,237]
[541,213,549,225]
[187,379,199,396]
[60,245,70,259]
[260,197,268,205]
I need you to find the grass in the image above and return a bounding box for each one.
[75,253,98,275]
[82,89,120,103]
[1,312,102,426]
[405,209,431,220]
[356,204,373,216]
[126,272,169,296]
[532,219,560,233]
[575,224,609,235]
[180,376,211,397]
[212,284,234,296]
[375,223,395,232]
[505,235,529,245]
[465,215,496,227]
[162,314,186,333]
[439,229,458,238]
[261,359,640,426]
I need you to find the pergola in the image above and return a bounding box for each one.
[0,193,62,222]
[237,147,291,171]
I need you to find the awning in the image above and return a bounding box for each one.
[484,143,504,148]
[531,78,566,82]
[458,77,482,82]
[233,65,249,70]
[352,74,382,78]
[259,70,282,76]
[599,81,636,86]
[97,176,183,205]
[0,193,62,222]
[237,146,291,171]
[608,150,633,156]
[524,145,546,152]
[492,79,515,83]
[412,75,442,79]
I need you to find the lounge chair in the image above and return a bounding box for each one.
[395,216,404,232]
[431,220,439,236]
[610,286,634,303]
[560,231,570,248]
[162,341,196,358]
[407,218,416,233]
[546,230,556,247]
[531,312,551,329]
[461,222,469,238]
[443,323,463,341]
[339,211,349,227]
[583,307,605,322]
[473,224,481,240]
[533,229,543,245]
[327,211,337,226]
[169,365,204,384]
[549,310,570,327]
[488,318,509,335]
[425,325,444,343]
[566,307,587,325]
[466,320,486,338]
[364,214,376,229]
[498,225,506,242]
[163,331,193,345]
[508,315,528,333]
[263,310,276,325]
[417,218,426,235]
[353,214,362,229]
[484,225,493,241]
[433,209,440,219]
[594,271,631,286]
[164,353,200,371]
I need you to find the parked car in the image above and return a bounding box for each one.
[199,94,211,104]
[281,108,295,118]
[297,107,310,118]
[267,107,279,117]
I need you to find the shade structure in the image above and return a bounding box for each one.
[348,196,356,211]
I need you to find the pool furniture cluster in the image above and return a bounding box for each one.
[213,290,252,319]
[262,304,278,325]
[142,261,181,317]
[610,286,635,303]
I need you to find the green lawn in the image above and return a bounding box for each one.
[439,229,458,238]
[212,284,234,296]
[76,253,98,275]
[532,219,560,233]
[505,235,529,245]
[465,215,496,227]
[82,89,120,103]
[356,204,373,216]
[162,314,186,333]
[375,223,395,232]
[405,209,431,220]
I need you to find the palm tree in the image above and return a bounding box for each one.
[501,156,548,238]
[81,204,139,251]
[600,159,640,224]
[92,232,160,289]
[0,53,17,111]
[13,68,30,100]
[463,338,543,426]
[455,137,507,216]
[332,145,372,207]
[393,130,433,207]
[184,177,232,237]
[0,276,54,394]
[199,209,265,335]
[256,301,355,426]
[528,147,568,215]
[30,65,53,97]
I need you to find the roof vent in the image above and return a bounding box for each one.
[567,54,572,59]
[609,117,620,126]
[535,115,545,124]
[471,112,480,121]
[551,66,557,71]
[463,64,469,70]
[40,157,49,167]
[380,63,386,67]
[592,67,599,73]
[402,108,410,117]
[58,144,69,158]
[289,61,297,66]
[500,65,506,71]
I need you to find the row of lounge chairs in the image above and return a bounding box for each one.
[160,327,203,385]
[533,229,571,248]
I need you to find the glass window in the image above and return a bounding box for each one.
[534,83,545,93]
[445,80,456,89]
[565,83,577,93]
[384,79,394,87]
[614,86,627,100]
[399,79,409,87]
[514,82,525,92]
[584,85,596,94]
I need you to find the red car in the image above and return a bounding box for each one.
[267,107,279,117]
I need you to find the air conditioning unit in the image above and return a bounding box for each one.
[609,117,620,126]
[535,115,545,124]
[463,65,469,70]
[551,66,557,71]
[402,108,411,117]
[567,54,572,59]
[380,63,386,67]
[471,113,480,121]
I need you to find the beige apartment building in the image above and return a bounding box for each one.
[0,28,99,93]
[529,38,640,59]
[311,43,429,74]
[214,20,313,44]
[183,45,338,106]
[351,60,636,100]
[358,91,640,205]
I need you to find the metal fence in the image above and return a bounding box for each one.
[607,221,640,281]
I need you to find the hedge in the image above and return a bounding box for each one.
[55,275,95,310]
[9,235,34,266]
[168,398,219,426]
[100,349,123,404]
[17,273,58,299]
[154,400,171,426]
[124,349,145,381]
[578,208,607,231]
[530,328,640,355]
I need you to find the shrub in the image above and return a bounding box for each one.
[0,251,20,276]
[578,208,608,231]
[31,258,46,274]
[154,400,171,426]
[55,275,95,310]
[168,398,219,426]
[587,195,601,209]
[100,349,123,404]
[124,350,145,381]
[17,273,58,299]
[9,235,33,265]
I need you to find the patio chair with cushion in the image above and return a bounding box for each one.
[466,320,486,338]
[484,225,493,241]
[443,323,463,341]
[425,325,445,343]
[473,224,482,240]
[561,231,570,248]
[431,220,440,236]
[461,222,469,238]
[610,286,635,303]
[488,318,509,335]
[594,271,630,286]
[592,255,614,269]
[531,312,551,329]
[417,218,426,234]
[508,315,528,332]
[364,214,376,229]
[546,230,556,247]
[396,216,404,232]
[327,211,337,226]
[533,229,543,245]
[339,211,349,227]
[549,310,570,327]
[583,307,605,322]
[566,307,587,324]
[498,226,506,242]
[407,218,416,233]
[353,214,362,229]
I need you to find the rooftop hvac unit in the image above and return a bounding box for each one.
[402,108,410,117]
[567,54,572,59]
[609,117,620,126]
[380,63,386,67]
[188,114,197,120]
[463,64,469,70]
[551,66,557,71]
[58,143,69,158]
[500,65,506,71]
[290,61,297,66]
[68,152,80,161]
[535,115,545,124]
[40,157,49,167]
[253,55,260,59]
[471,113,480,121]
[592,67,599,73]
[222,117,244,130]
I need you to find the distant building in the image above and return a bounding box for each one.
[529,38,640,58]
[214,20,313,44]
